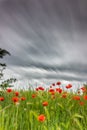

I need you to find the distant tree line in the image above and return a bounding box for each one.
[0,48,10,79]
[0,48,16,90]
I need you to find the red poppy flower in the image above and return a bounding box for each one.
[0,97,4,101]
[79,102,84,106]
[42,101,48,106]
[15,91,19,96]
[49,89,55,95]
[51,91,55,95]
[81,87,86,92]
[32,94,36,98]
[56,88,60,91]
[62,94,67,98]
[56,88,62,93]
[56,81,61,85]
[66,84,72,89]
[73,96,80,100]
[21,97,26,101]
[36,88,39,91]
[83,95,87,100]
[12,97,19,103]
[38,114,46,122]
[49,89,55,93]
[59,89,62,93]
[52,83,55,86]
[7,88,12,93]
[38,87,44,91]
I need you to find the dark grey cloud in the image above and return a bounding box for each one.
[0,0,87,85]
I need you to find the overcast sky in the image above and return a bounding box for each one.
[0,0,87,88]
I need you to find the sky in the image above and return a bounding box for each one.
[0,0,87,89]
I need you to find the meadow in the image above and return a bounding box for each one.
[0,82,87,130]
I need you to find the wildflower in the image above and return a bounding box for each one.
[32,94,36,98]
[42,101,48,106]
[0,97,4,101]
[36,88,39,91]
[56,81,61,86]
[52,83,55,86]
[79,102,84,106]
[59,89,62,93]
[73,96,80,100]
[38,87,44,91]
[81,87,86,93]
[7,88,12,93]
[56,88,62,93]
[56,88,60,91]
[21,97,26,101]
[51,91,55,95]
[83,95,87,100]
[49,88,55,93]
[38,114,46,122]
[48,89,55,95]
[15,91,19,96]
[12,97,19,103]
[66,84,72,89]
[62,94,67,98]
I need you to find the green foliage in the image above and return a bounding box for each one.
[0,48,17,90]
[0,48,10,80]
[0,48,10,58]
[0,78,17,90]
[0,90,87,130]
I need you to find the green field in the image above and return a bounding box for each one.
[0,85,87,130]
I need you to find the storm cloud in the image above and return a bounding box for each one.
[0,0,87,87]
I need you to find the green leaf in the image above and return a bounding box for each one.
[44,107,50,121]
[73,118,83,130]
[55,123,61,130]
[29,110,38,124]
[57,103,64,109]
[68,104,74,111]
[71,113,83,119]
[43,126,48,130]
